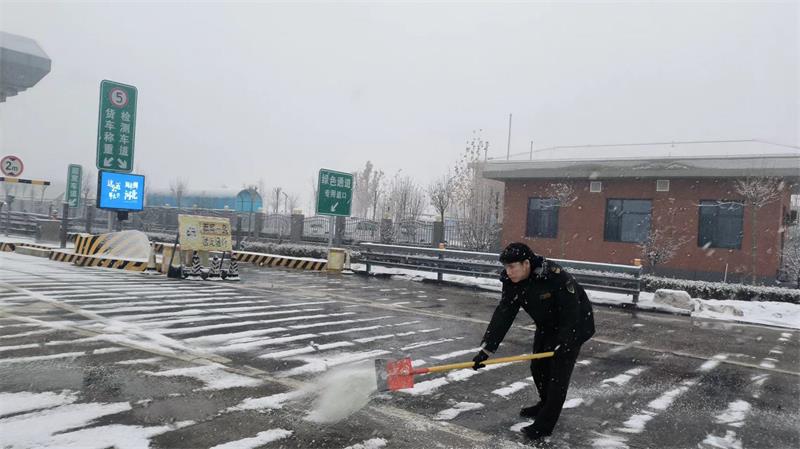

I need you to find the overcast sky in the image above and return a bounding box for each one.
[1,1,797,211]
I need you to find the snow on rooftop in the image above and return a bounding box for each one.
[495,139,800,161]
[484,139,800,180]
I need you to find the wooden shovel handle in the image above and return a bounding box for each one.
[423,351,555,374]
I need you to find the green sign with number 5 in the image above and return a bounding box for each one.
[96,80,137,173]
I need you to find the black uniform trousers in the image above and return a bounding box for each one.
[529,343,581,434]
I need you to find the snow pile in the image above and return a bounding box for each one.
[653,289,693,311]
[434,402,484,420]
[343,438,388,449]
[227,391,306,412]
[304,360,378,423]
[695,301,744,317]
[93,230,151,261]
[142,364,262,391]
[209,429,293,449]
[225,360,381,423]
[0,391,79,417]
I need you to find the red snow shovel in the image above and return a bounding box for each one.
[375,351,554,392]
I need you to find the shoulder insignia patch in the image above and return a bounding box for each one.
[566,283,575,294]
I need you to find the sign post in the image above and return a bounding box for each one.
[96,80,137,172]
[316,169,353,217]
[316,169,354,250]
[178,215,233,252]
[66,164,82,208]
[1,155,24,177]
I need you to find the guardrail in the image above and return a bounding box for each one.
[359,242,642,302]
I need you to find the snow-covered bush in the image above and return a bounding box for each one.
[643,275,799,304]
[239,241,329,260]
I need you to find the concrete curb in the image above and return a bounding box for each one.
[14,245,51,258]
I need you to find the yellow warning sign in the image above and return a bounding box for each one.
[178,214,233,252]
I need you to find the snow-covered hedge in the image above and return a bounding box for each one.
[144,231,176,243]
[643,276,800,304]
[238,241,329,260]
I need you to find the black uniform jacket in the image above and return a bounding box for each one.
[481,259,595,355]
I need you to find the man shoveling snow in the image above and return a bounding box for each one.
[473,242,596,443]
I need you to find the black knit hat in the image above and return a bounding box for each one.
[499,242,535,264]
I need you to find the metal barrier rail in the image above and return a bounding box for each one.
[359,242,642,302]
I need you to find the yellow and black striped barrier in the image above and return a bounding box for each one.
[72,254,149,271]
[73,232,143,257]
[0,177,50,186]
[16,243,56,251]
[233,251,327,271]
[0,242,15,252]
[50,250,80,263]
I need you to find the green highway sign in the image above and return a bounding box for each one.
[66,164,82,207]
[316,168,353,217]
[96,80,137,172]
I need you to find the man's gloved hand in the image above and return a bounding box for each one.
[472,349,490,370]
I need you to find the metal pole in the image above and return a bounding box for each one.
[328,216,334,250]
[506,113,512,160]
[4,195,12,236]
[235,215,242,251]
[85,206,94,234]
[60,202,69,248]
[530,140,533,160]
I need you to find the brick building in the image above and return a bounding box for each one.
[482,141,800,283]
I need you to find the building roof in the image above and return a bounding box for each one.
[483,140,800,182]
[0,32,51,102]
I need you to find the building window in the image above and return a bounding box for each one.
[698,200,743,249]
[590,181,602,193]
[527,198,559,238]
[656,180,670,192]
[604,199,652,243]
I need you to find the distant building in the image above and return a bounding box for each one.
[483,140,800,283]
[146,188,240,210]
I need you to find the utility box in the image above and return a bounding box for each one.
[327,248,347,272]
[35,220,61,243]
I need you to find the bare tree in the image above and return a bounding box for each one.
[451,130,502,251]
[258,178,266,201]
[308,176,319,216]
[354,161,374,218]
[734,177,785,284]
[37,184,49,213]
[169,177,189,209]
[81,169,96,206]
[428,172,455,224]
[286,192,300,213]
[639,227,692,272]
[546,182,577,257]
[369,169,384,220]
[270,187,282,214]
[385,172,426,222]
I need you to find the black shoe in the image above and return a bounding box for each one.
[519,402,543,418]
[521,424,551,441]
